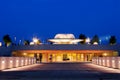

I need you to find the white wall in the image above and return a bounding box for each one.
[92,57,120,69]
[0,57,36,70]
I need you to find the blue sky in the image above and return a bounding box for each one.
[0,0,120,43]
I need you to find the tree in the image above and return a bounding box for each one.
[109,36,116,45]
[24,40,30,45]
[91,35,99,44]
[3,34,12,47]
[37,40,41,45]
[79,34,87,44]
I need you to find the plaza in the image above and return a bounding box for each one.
[1,62,120,80]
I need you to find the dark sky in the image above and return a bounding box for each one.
[0,0,120,43]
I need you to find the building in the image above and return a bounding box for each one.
[48,34,82,44]
[0,34,119,62]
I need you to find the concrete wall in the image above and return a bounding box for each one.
[92,57,120,69]
[0,57,36,70]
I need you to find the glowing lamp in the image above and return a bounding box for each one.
[10,60,13,63]
[33,38,39,43]
[93,42,98,45]
[16,60,19,63]
[0,42,2,46]
[86,38,90,43]
[2,61,5,64]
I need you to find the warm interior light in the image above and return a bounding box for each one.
[81,54,84,58]
[103,53,107,56]
[23,53,27,56]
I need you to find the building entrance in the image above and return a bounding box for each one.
[48,53,91,62]
[12,50,118,62]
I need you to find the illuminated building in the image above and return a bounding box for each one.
[0,34,119,62]
[48,34,82,44]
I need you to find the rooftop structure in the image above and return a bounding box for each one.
[48,34,82,44]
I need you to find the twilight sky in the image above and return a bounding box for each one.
[0,0,120,43]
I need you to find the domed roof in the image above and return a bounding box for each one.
[54,34,75,39]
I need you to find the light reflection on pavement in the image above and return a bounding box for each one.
[0,62,120,80]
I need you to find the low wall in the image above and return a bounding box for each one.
[0,57,36,70]
[92,57,120,69]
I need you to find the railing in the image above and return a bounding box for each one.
[92,57,120,69]
[0,57,36,70]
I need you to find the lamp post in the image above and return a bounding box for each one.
[33,37,39,45]
[86,38,90,44]
[19,40,21,45]
[14,36,17,45]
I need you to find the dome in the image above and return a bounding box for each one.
[54,34,75,39]
[48,34,82,44]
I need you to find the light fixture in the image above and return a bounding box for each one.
[10,60,13,63]
[16,60,19,63]
[23,53,27,56]
[30,42,34,45]
[93,42,98,45]
[2,61,5,64]
[33,38,39,43]
[103,53,107,56]
[86,38,90,44]
[0,42,2,46]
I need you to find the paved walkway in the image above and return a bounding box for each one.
[0,62,120,80]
